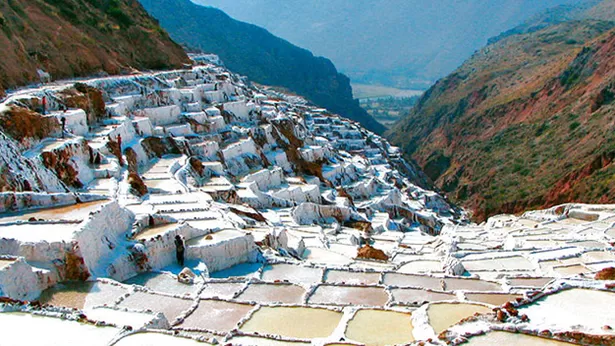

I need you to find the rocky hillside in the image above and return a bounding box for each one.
[139,0,386,135]
[388,18,615,221]
[0,0,189,97]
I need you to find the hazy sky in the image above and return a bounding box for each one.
[193,0,585,86]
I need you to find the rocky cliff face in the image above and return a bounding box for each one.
[0,0,189,96]
[388,18,615,221]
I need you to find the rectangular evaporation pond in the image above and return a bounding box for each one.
[228,336,310,346]
[518,288,615,335]
[382,273,442,290]
[199,282,246,299]
[464,293,523,306]
[427,303,492,334]
[464,331,575,345]
[38,281,127,310]
[0,200,106,224]
[396,260,444,274]
[118,292,193,322]
[462,256,534,271]
[186,229,246,246]
[261,263,323,285]
[507,277,552,288]
[123,272,200,296]
[114,332,204,346]
[240,306,343,339]
[443,278,502,292]
[0,312,119,346]
[0,223,77,243]
[324,269,381,285]
[302,247,353,266]
[144,179,184,193]
[390,288,456,306]
[132,223,179,240]
[345,309,414,345]
[180,300,254,333]
[308,285,388,306]
[236,283,306,304]
[0,258,16,269]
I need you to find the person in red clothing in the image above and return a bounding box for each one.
[42,96,47,115]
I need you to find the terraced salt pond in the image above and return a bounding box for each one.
[261,263,323,285]
[0,200,107,224]
[308,285,388,306]
[462,256,534,272]
[124,272,201,296]
[83,307,156,328]
[303,247,353,265]
[132,223,179,240]
[240,306,343,339]
[0,258,15,269]
[324,269,381,285]
[383,273,442,290]
[0,223,79,242]
[507,277,553,288]
[427,303,492,334]
[186,229,246,246]
[345,309,414,345]
[229,336,310,346]
[390,288,456,305]
[38,281,127,310]
[180,300,254,332]
[464,293,522,306]
[118,291,193,321]
[236,283,305,304]
[442,278,502,292]
[210,262,262,279]
[115,332,206,345]
[465,331,575,345]
[397,260,443,274]
[199,281,245,299]
[0,312,119,346]
[519,288,615,334]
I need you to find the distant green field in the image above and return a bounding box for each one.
[351,83,424,100]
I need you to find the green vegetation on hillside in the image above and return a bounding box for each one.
[0,0,189,96]
[388,13,615,221]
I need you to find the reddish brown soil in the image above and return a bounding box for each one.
[357,244,388,261]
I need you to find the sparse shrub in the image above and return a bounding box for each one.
[106,0,132,27]
[569,121,581,132]
[535,122,548,136]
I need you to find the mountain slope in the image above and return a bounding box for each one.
[0,0,189,97]
[488,0,615,44]
[139,0,386,134]
[197,0,582,89]
[388,19,615,221]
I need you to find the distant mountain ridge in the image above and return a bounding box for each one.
[388,0,615,221]
[0,0,189,97]
[139,0,386,134]
[487,0,612,44]
[196,0,583,89]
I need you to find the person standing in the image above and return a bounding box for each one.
[42,96,47,115]
[60,117,66,139]
[174,235,185,267]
